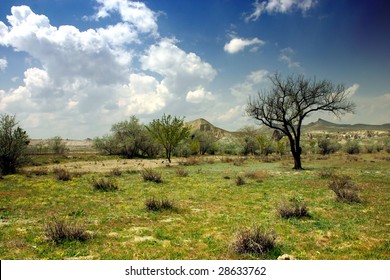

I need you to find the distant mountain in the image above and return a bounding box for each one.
[303,118,390,132]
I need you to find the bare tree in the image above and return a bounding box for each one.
[246,73,355,169]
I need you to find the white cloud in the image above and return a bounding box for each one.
[279,47,300,68]
[140,38,217,95]
[245,0,317,22]
[0,58,7,71]
[224,37,265,54]
[217,105,244,122]
[230,69,269,99]
[118,73,171,115]
[94,0,158,36]
[186,87,215,104]
[345,83,359,98]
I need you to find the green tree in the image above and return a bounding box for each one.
[146,114,190,163]
[247,73,355,169]
[48,136,67,154]
[0,114,30,175]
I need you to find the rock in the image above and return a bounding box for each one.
[277,254,295,260]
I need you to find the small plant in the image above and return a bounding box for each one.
[33,168,49,176]
[232,225,276,256]
[92,177,118,191]
[179,157,199,166]
[328,175,361,203]
[318,168,336,179]
[277,197,310,219]
[244,170,269,181]
[141,168,162,183]
[235,175,246,186]
[145,197,175,211]
[344,140,361,155]
[110,168,122,176]
[45,217,89,244]
[175,167,189,177]
[53,168,72,181]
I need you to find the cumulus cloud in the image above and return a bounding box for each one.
[245,0,317,22]
[0,58,7,71]
[93,0,159,36]
[224,37,265,54]
[230,69,269,99]
[186,87,215,104]
[279,47,300,68]
[140,38,217,95]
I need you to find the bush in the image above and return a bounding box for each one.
[328,175,361,203]
[175,167,189,177]
[0,114,30,175]
[277,197,310,219]
[235,175,246,186]
[53,168,72,181]
[110,168,122,176]
[344,140,361,154]
[45,217,89,244]
[232,225,276,256]
[145,197,175,211]
[92,177,118,191]
[141,168,162,183]
[317,137,340,155]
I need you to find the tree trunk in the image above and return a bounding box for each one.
[292,148,303,170]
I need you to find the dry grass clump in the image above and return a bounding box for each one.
[92,177,118,192]
[235,175,246,186]
[141,168,162,183]
[45,217,89,244]
[53,168,72,181]
[145,197,175,212]
[318,168,336,179]
[244,170,270,181]
[328,175,361,203]
[110,167,122,176]
[175,167,189,177]
[277,197,310,219]
[232,225,276,256]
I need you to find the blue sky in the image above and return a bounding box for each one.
[0,0,389,139]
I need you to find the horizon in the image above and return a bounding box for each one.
[1,0,389,139]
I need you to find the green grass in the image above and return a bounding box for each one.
[0,153,389,259]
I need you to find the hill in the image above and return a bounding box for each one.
[303,118,390,132]
[185,118,234,138]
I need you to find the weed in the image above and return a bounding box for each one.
[53,168,72,181]
[235,175,246,186]
[277,197,310,219]
[175,167,189,177]
[244,170,269,181]
[92,177,118,191]
[110,168,122,176]
[45,217,89,244]
[141,168,162,183]
[232,225,276,256]
[179,157,199,166]
[318,168,336,179]
[328,175,361,203]
[145,197,175,211]
[33,168,49,176]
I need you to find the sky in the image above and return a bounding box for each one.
[0,0,389,139]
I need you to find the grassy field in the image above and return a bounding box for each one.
[0,153,389,260]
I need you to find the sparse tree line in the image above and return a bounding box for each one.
[1,72,390,175]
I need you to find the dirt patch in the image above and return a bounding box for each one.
[25,158,180,174]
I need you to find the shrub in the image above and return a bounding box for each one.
[328,175,361,203]
[344,140,361,154]
[45,217,89,244]
[141,168,162,183]
[317,137,340,155]
[179,157,199,166]
[53,168,72,181]
[110,168,122,176]
[235,175,246,186]
[277,197,310,219]
[232,225,276,256]
[32,168,49,176]
[92,177,118,191]
[175,167,189,177]
[244,170,269,181]
[145,197,175,211]
[318,168,336,179]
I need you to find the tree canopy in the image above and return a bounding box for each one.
[246,73,356,169]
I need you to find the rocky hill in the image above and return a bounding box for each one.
[303,118,390,132]
[185,118,234,139]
